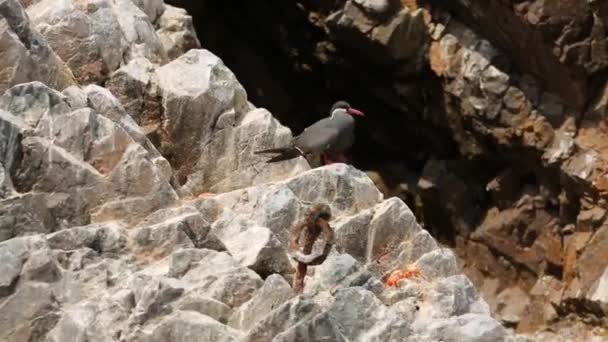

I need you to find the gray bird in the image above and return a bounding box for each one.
[254,101,364,164]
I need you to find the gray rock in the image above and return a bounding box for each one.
[229,274,294,332]
[243,294,328,342]
[181,108,310,195]
[112,0,166,64]
[144,310,242,342]
[174,290,232,324]
[0,0,76,93]
[414,248,459,280]
[130,206,211,259]
[353,0,395,16]
[412,313,508,342]
[155,4,201,60]
[223,226,292,277]
[0,235,46,296]
[366,198,419,270]
[26,0,127,84]
[155,49,248,178]
[106,57,161,128]
[46,222,127,254]
[418,275,480,320]
[178,249,264,308]
[20,248,61,282]
[0,282,58,341]
[272,310,346,342]
[304,253,368,295]
[131,0,164,23]
[327,287,410,341]
[333,209,374,261]
[128,275,185,325]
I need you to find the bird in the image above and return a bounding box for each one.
[254,101,365,165]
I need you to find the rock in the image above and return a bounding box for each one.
[0,235,46,296]
[243,294,328,342]
[155,49,248,178]
[130,206,212,260]
[229,274,294,332]
[365,197,420,273]
[144,310,242,342]
[20,248,61,283]
[174,290,232,324]
[128,275,185,325]
[0,0,76,94]
[332,209,374,261]
[26,0,127,84]
[304,253,363,294]
[412,313,508,342]
[106,58,161,129]
[177,249,264,308]
[495,286,530,325]
[131,0,164,23]
[414,248,459,280]
[112,0,166,64]
[0,283,58,341]
[0,81,176,237]
[181,108,310,195]
[46,222,127,255]
[223,226,292,277]
[326,287,410,341]
[155,4,201,60]
[419,275,482,320]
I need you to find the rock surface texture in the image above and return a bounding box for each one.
[0,0,508,341]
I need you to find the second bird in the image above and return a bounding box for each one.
[254,101,364,165]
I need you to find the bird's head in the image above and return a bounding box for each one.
[331,100,365,117]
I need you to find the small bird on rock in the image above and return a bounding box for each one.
[254,100,364,165]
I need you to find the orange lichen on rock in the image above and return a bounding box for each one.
[383,265,424,287]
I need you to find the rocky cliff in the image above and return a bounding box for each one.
[154,0,608,339]
[0,0,522,341]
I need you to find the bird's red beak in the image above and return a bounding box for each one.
[347,108,365,116]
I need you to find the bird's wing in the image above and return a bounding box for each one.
[294,125,341,154]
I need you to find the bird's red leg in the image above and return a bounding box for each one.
[334,153,348,163]
[322,153,332,165]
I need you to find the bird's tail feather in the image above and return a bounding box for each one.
[254,146,303,163]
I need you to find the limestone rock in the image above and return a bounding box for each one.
[156,4,201,60]
[0,235,46,296]
[113,0,167,64]
[0,81,176,239]
[106,58,161,130]
[0,283,58,341]
[174,290,232,324]
[26,0,127,84]
[229,274,295,332]
[181,107,310,195]
[223,226,292,277]
[144,310,242,342]
[176,249,264,308]
[0,0,76,94]
[130,0,164,23]
[155,49,248,177]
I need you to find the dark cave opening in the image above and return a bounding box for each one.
[165,0,460,171]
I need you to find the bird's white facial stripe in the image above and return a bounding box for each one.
[331,108,346,118]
